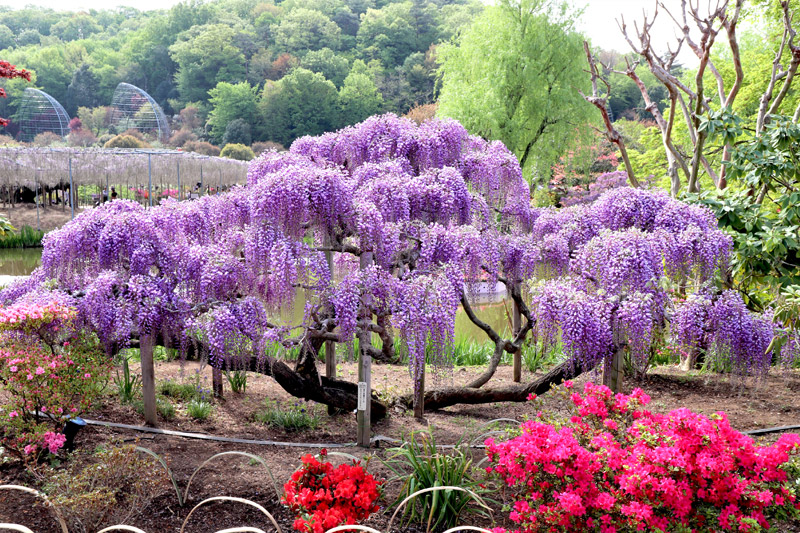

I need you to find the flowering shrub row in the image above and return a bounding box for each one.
[283,450,382,533]
[0,302,109,458]
[487,382,800,532]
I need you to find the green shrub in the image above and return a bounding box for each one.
[252,400,320,431]
[383,431,494,531]
[0,225,45,248]
[156,398,175,420]
[186,398,213,420]
[104,134,146,149]
[220,143,255,161]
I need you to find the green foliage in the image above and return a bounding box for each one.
[0,225,44,249]
[338,69,383,126]
[521,341,563,373]
[207,81,259,144]
[301,47,350,87]
[687,115,800,301]
[224,369,247,393]
[104,134,146,149]
[252,400,320,431]
[42,443,168,532]
[383,431,493,531]
[157,379,199,402]
[273,8,342,54]
[222,118,252,146]
[169,24,247,105]
[114,353,141,404]
[220,142,255,161]
[437,0,592,183]
[186,398,213,421]
[260,68,340,146]
[357,3,418,68]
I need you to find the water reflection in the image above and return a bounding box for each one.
[0,248,42,276]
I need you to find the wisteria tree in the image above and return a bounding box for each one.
[1,114,791,418]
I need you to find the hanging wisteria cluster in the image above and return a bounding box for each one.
[0,113,789,404]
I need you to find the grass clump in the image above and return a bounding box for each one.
[186,398,213,421]
[383,430,494,531]
[252,400,320,431]
[157,379,199,401]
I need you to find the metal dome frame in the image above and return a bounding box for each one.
[108,82,170,143]
[16,88,70,143]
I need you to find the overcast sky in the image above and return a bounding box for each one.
[0,0,722,64]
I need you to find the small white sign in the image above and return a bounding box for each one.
[357,381,368,411]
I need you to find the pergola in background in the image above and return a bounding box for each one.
[0,147,249,222]
[16,88,71,143]
[108,83,171,143]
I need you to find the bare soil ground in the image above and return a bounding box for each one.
[0,204,87,232]
[2,361,800,532]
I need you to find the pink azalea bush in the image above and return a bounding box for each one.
[0,302,109,458]
[486,382,800,532]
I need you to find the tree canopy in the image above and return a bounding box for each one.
[437,0,593,182]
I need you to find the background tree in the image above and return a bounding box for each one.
[437,0,593,182]
[338,68,383,126]
[260,68,339,146]
[272,8,342,55]
[207,81,260,145]
[357,3,418,68]
[301,48,350,87]
[222,118,252,146]
[169,24,247,105]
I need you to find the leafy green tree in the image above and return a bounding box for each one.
[301,48,350,87]
[169,24,247,104]
[338,69,383,126]
[273,8,342,55]
[77,106,110,136]
[222,118,252,146]
[207,80,260,144]
[0,24,15,50]
[357,2,417,67]
[260,68,339,146]
[16,29,42,47]
[437,0,592,181]
[50,14,102,42]
[65,64,101,116]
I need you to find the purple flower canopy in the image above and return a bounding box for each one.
[0,113,780,381]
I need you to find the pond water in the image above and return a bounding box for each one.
[0,248,509,343]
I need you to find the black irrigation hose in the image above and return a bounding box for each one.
[83,418,468,449]
[83,418,800,450]
[743,425,800,436]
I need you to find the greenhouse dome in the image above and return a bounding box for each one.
[108,82,170,142]
[16,88,71,143]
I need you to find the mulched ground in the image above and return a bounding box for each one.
[2,360,800,532]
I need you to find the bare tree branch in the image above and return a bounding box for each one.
[580,41,640,187]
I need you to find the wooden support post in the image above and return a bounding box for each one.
[212,367,224,399]
[140,335,158,426]
[357,353,371,447]
[323,234,336,415]
[413,362,425,420]
[69,157,74,219]
[603,345,624,394]
[357,252,373,447]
